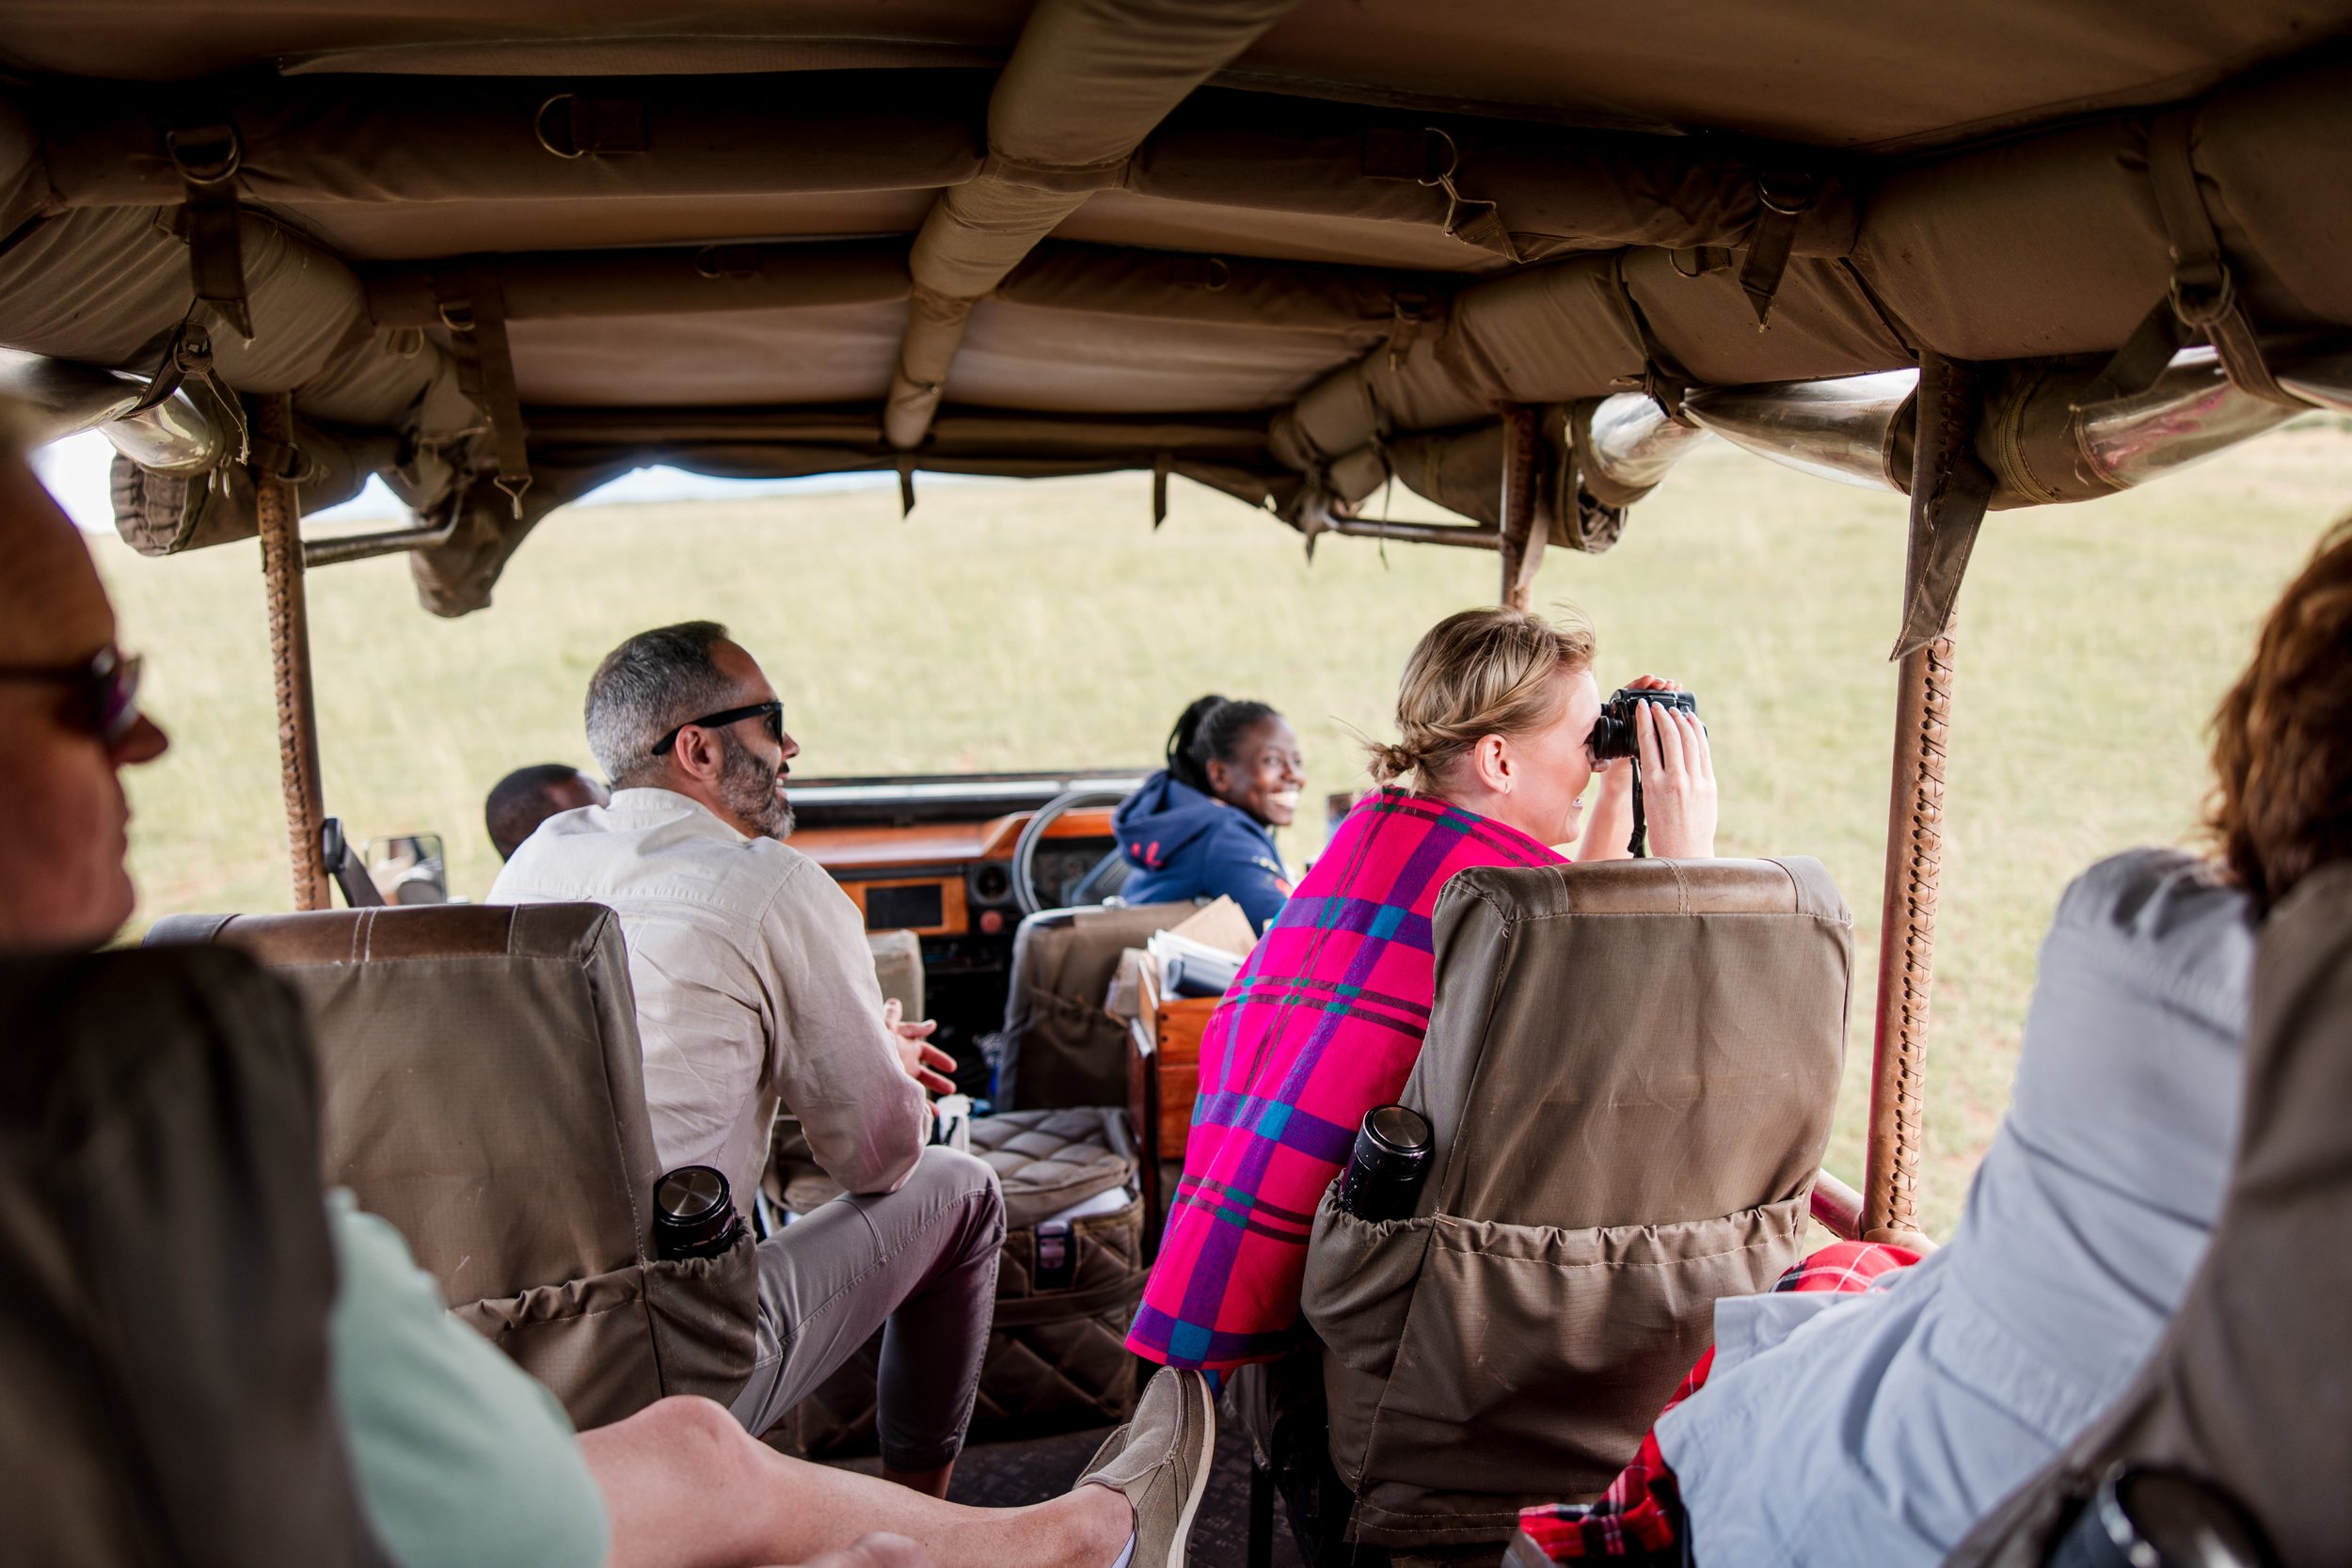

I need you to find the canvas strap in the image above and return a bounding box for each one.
[1736,169,1818,327]
[1607,254,1692,418]
[439,260,533,517]
[2084,109,2299,407]
[1892,351,1994,660]
[166,124,253,341]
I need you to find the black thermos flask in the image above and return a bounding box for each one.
[1335,1104,1434,1222]
[651,1164,745,1260]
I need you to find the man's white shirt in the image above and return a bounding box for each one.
[489,787,928,1207]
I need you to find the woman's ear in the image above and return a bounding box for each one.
[1470,733,1513,795]
[1203,755,1232,798]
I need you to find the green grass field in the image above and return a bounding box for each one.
[92,420,2352,1235]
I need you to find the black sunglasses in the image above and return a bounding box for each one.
[650,699,785,758]
[0,646,145,746]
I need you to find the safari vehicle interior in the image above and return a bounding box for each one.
[5,0,2352,1562]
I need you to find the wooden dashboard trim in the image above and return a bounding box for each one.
[841,874,970,938]
[792,807,1119,875]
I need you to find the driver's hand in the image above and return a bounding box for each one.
[1635,696,1717,859]
[882,998,957,1095]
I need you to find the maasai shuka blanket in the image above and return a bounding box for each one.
[1512,1242,1922,1561]
[1127,788,1563,1370]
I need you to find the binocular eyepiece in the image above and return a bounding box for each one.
[1587,688,1698,762]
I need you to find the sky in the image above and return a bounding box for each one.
[29,429,889,531]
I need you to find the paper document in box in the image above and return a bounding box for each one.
[1166,895,1259,957]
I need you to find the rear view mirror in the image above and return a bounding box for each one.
[364,834,449,905]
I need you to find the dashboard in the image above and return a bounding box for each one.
[784,770,1144,1097]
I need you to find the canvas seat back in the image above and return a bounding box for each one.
[0,946,389,1568]
[1944,862,2352,1568]
[1299,856,1851,1550]
[148,903,757,1430]
[990,900,1194,1109]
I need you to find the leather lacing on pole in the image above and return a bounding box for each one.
[1870,628,1956,1237]
[251,392,331,911]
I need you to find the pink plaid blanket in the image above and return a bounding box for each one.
[1128,788,1562,1370]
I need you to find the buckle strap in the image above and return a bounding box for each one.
[438,259,534,518]
[167,123,252,341]
[1737,168,1819,327]
[2087,107,2298,407]
[1606,253,1692,419]
[1892,352,1994,660]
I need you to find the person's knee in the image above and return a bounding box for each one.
[913,1146,1004,1228]
[633,1395,762,1486]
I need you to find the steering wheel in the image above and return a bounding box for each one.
[1012,787,1133,917]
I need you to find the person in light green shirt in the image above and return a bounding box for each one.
[328,1190,612,1568]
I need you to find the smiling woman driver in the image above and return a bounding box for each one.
[1114,695,1309,933]
[1128,605,1717,1373]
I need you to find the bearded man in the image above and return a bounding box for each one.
[490,621,1007,1496]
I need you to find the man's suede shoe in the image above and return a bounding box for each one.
[1076,1368,1216,1568]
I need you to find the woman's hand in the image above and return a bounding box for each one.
[882,998,957,1095]
[1636,695,1718,858]
[1575,674,1675,861]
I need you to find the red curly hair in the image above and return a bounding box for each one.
[2207,515,2352,915]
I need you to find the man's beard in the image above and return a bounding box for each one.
[718,732,794,841]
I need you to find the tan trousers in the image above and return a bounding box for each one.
[728,1146,1005,1469]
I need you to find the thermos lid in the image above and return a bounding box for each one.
[655,1164,729,1224]
[1363,1104,1432,1156]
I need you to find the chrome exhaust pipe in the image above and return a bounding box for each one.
[2042,346,2298,498]
[1582,393,1712,495]
[2274,349,2352,417]
[0,349,225,476]
[1679,370,1916,493]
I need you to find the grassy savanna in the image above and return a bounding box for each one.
[94,420,2352,1236]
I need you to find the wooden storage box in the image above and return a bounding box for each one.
[1125,957,1217,1256]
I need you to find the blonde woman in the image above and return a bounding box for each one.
[1128,606,1717,1372]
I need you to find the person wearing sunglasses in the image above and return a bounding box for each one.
[489,621,1008,1497]
[0,453,170,951]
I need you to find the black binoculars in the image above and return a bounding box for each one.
[1588,688,1699,762]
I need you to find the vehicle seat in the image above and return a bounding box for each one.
[1944,861,2352,1568]
[0,946,391,1567]
[990,901,1195,1109]
[1297,857,1851,1552]
[147,903,759,1431]
[866,927,925,1018]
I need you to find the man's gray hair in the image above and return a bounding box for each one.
[585,621,739,787]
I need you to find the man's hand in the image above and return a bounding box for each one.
[1635,692,1718,859]
[882,998,957,1095]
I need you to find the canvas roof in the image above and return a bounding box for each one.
[0,1,2346,609]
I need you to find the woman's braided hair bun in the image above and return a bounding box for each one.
[1366,606,1597,788]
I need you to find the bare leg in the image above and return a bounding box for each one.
[580,1398,1132,1568]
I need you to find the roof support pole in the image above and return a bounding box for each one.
[1861,621,1955,1243]
[1498,404,1546,608]
[253,393,331,911]
[883,0,1303,450]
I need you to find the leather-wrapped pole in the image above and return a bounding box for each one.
[252,393,331,911]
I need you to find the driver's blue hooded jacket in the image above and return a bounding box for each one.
[1113,770,1292,934]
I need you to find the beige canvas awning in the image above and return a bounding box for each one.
[0,0,2344,610]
